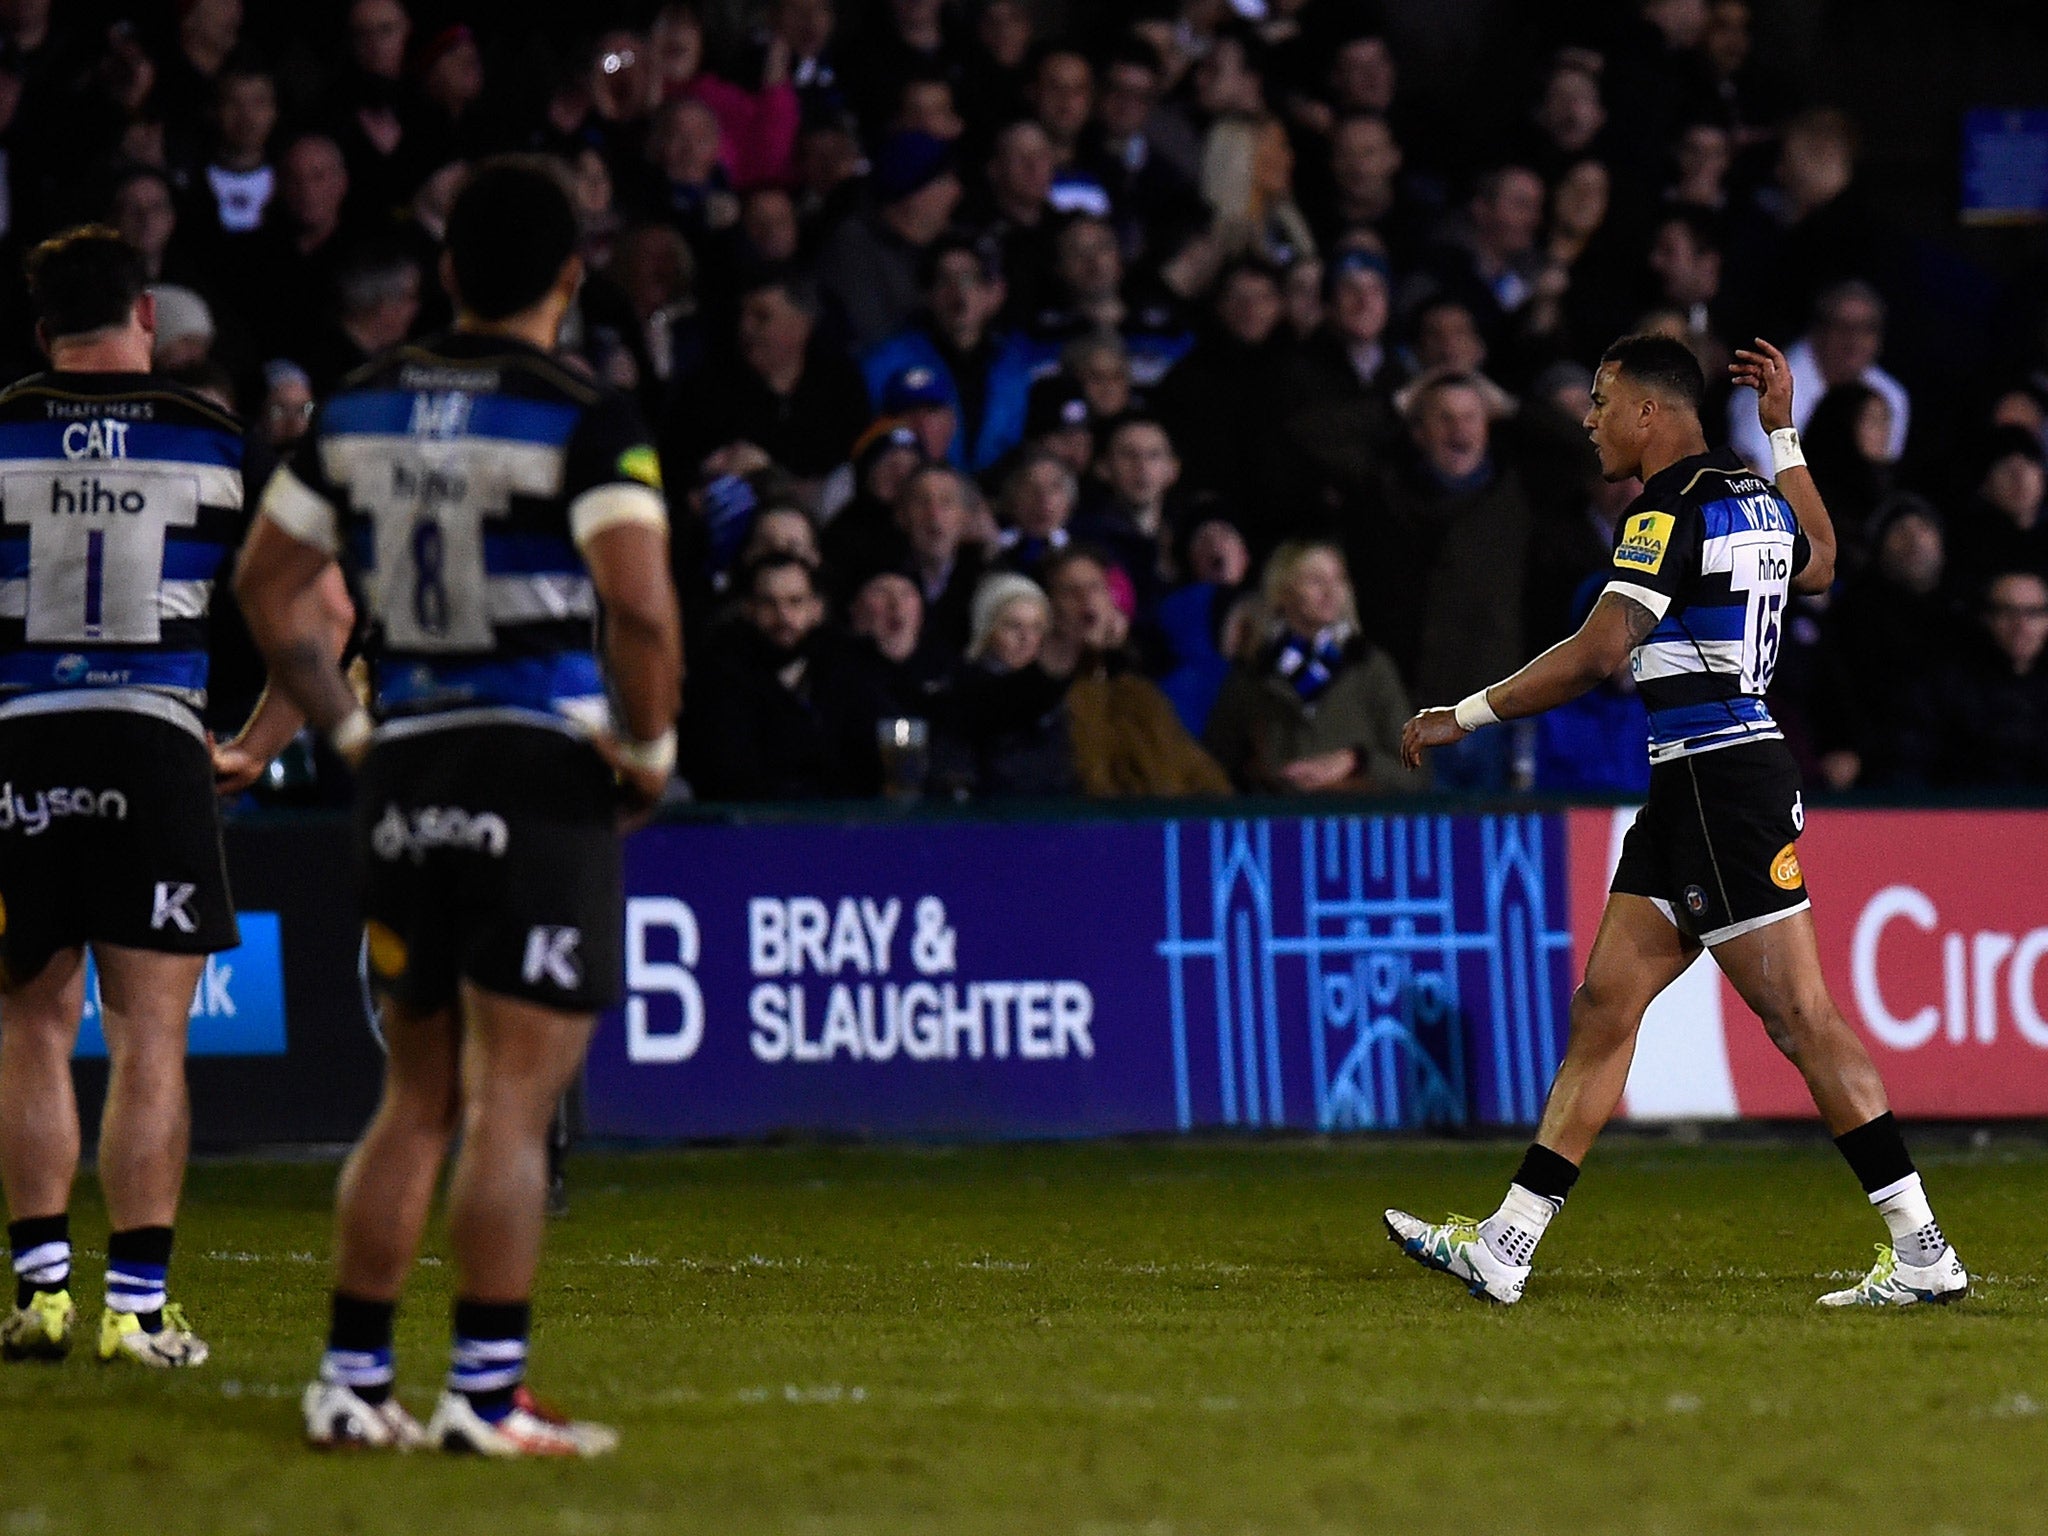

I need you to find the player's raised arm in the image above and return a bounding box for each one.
[1399,593,1656,769]
[1731,337,1836,593]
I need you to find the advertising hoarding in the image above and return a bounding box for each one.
[586,813,1576,1139]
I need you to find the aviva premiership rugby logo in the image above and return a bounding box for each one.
[1615,510,1675,574]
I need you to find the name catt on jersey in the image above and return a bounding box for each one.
[0,375,244,736]
[1601,446,1812,763]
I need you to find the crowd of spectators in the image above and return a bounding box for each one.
[6,0,2047,801]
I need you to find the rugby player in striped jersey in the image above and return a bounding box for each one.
[1386,333,1967,1309]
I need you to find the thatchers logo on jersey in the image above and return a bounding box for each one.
[75,912,287,1058]
[1615,511,1675,573]
[0,783,128,835]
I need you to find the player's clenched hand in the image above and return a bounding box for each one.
[211,739,271,796]
[1400,707,1466,770]
[1730,338,1795,432]
[591,734,670,825]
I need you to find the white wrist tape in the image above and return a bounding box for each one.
[329,707,373,760]
[614,727,677,778]
[1452,689,1501,733]
[1769,426,1806,476]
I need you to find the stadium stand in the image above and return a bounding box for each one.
[2,0,2043,804]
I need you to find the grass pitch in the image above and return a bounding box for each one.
[1,1136,2044,1536]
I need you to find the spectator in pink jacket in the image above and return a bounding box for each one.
[650,3,799,190]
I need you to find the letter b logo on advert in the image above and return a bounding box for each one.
[624,897,704,1063]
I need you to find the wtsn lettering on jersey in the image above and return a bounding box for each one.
[0,376,243,736]
[1601,446,1812,763]
[258,333,665,738]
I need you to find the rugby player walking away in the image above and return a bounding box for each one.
[238,157,681,1456]
[0,228,310,1367]
[1385,334,1968,1309]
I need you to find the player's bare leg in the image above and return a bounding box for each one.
[1,951,87,1359]
[0,950,88,1221]
[93,947,204,1229]
[419,982,615,1456]
[445,984,594,1304]
[1711,911,1884,1133]
[1387,894,1698,1301]
[1534,895,1703,1163]
[307,997,458,1445]
[86,946,209,1364]
[1712,912,1967,1306]
[332,1001,461,1301]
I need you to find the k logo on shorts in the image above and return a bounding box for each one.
[522,926,584,989]
[151,881,199,934]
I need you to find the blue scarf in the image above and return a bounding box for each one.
[1273,625,1351,704]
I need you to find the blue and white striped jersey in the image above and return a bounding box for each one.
[1601,448,1812,764]
[259,332,667,740]
[0,373,244,740]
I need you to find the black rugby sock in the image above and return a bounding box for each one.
[10,1213,71,1307]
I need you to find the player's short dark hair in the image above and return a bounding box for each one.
[445,156,579,321]
[25,225,148,342]
[1600,333,1706,414]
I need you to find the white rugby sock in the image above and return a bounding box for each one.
[1870,1173,1946,1267]
[1478,1183,1559,1268]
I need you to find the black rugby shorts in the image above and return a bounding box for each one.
[0,705,238,986]
[355,722,624,1014]
[1610,738,1810,947]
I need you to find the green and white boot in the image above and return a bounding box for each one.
[1818,1243,1968,1307]
[1383,1210,1530,1305]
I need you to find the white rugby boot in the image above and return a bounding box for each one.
[1383,1209,1530,1305]
[426,1385,619,1457]
[1818,1243,1969,1307]
[303,1379,428,1449]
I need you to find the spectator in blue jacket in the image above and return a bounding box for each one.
[860,235,1035,472]
[1527,578,1651,795]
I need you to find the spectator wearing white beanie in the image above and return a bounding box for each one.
[966,571,1051,667]
[148,283,215,370]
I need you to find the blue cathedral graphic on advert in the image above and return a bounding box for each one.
[1158,816,1574,1131]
